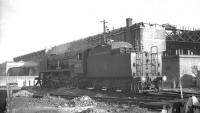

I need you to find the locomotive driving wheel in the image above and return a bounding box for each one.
[70,76,80,88]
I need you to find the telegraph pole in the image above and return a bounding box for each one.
[100,19,108,44]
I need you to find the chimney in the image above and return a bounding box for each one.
[126,18,132,27]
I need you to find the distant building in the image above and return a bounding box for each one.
[13,49,46,62]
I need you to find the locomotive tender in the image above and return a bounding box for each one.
[38,18,167,93]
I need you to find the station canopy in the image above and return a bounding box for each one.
[6,61,38,73]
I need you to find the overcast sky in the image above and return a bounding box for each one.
[0,0,200,63]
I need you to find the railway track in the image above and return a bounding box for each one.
[31,88,200,112]
[46,90,199,111]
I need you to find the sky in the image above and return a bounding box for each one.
[0,0,200,63]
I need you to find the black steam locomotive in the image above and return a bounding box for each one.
[37,20,167,93]
[39,41,165,93]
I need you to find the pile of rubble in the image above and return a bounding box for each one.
[68,96,97,107]
[8,89,156,113]
[39,94,69,107]
[12,90,34,97]
[12,91,97,108]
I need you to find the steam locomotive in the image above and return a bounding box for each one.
[39,42,165,93]
[12,18,200,92]
[37,20,167,93]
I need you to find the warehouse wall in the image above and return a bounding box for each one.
[179,55,200,75]
[162,56,180,88]
[179,55,200,87]
[162,55,200,88]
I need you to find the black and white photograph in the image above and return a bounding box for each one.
[0,0,200,113]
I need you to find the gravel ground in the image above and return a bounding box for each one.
[6,88,159,113]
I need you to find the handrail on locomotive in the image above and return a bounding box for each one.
[133,45,167,93]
